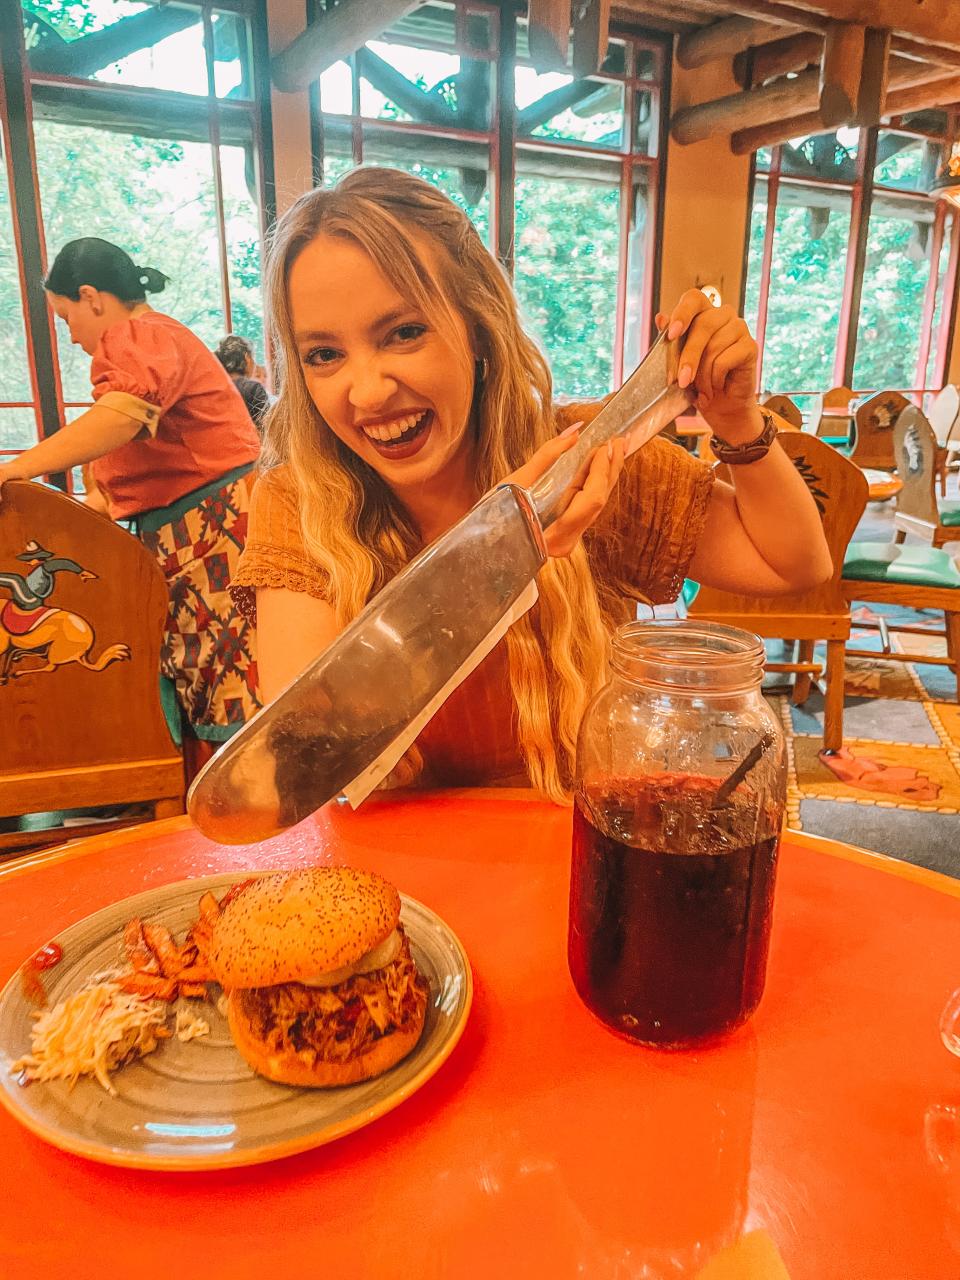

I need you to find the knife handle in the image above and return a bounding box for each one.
[527,332,693,530]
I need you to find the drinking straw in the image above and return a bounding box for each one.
[712,733,775,807]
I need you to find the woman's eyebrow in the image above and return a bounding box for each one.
[294,307,417,346]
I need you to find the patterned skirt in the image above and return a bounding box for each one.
[137,464,261,741]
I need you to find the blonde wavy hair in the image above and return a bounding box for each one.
[262,167,610,801]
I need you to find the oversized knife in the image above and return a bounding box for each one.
[188,331,693,842]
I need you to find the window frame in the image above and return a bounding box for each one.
[742,112,960,397]
[0,0,274,486]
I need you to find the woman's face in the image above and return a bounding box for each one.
[47,289,108,357]
[288,234,477,494]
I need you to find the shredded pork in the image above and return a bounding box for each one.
[235,928,428,1065]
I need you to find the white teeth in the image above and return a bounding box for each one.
[361,411,426,442]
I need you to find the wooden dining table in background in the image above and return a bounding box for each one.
[1,793,959,1280]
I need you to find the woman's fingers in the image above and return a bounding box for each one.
[707,335,758,394]
[665,287,713,342]
[695,316,747,393]
[506,424,581,491]
[544,437,626,558]
[675,305,730,389]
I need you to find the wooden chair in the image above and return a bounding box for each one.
[802,391,850,448]
[841,543,960,703]
[689,434,868,751]
[817,384,856,440]
[0,480,183,854]
[762,394,803,429]
[891,407,960,549]
[848,390,910,471]
[928,384,960,498]
[802,392,824,435]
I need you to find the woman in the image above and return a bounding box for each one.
[215,333,271,431]
[0,238,262,767]
[232,168,831,800]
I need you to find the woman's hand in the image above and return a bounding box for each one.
[505,427,626,559]
[657,289,760,444]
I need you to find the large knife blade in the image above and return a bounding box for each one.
[188,331,692,842]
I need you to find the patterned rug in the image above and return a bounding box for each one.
[765,602,960,878]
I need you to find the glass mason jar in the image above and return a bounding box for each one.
[568,620,786,1049]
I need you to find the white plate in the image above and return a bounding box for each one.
[0,874,472,1170]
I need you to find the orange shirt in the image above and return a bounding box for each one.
[88,311,260,519]
[231,400,715,788]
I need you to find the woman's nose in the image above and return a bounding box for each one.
[346,357,399,411]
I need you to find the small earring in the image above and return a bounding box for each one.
[476,357,488,382]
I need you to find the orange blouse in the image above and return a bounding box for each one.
[231,400,715,787]
[88,311,260,519]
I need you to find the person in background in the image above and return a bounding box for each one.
[231,167,832,800]
[215,333,271,432]
[0,237,261,778]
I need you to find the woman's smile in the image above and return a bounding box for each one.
[356,408,433,458]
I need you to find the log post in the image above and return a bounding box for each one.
[527,0,571,72]
[855,28,891,127]
[571,0,611,77]
[819,21,865,127]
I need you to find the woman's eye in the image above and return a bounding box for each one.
[304,347,341,366]
[392,324,427,344]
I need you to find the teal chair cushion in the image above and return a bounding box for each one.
[843,542,960,589]
[940,500,960,528]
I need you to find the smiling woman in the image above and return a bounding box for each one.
[231,167,831,802]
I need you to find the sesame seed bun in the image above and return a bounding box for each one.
[208,867,401,989]
[225,991,426,1088]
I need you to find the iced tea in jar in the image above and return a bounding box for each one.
[568,621,786,1048]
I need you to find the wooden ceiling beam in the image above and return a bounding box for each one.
[674,0,958,48]
[272,0,424,92]
[672,68,821,145]
[674,55,951,149]
[734,32,822,87]
[610,1,707,32]
[730,71,960,154]
[677,16,796,70]
[892,37,960,71]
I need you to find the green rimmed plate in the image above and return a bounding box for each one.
[0,874,472,1171]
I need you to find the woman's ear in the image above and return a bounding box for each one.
[77,283,103,315]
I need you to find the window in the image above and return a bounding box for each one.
[512,29,662,397]
[316,1,496,245]
[744,118,959,395]
[312,3,668,398]
[2,0,270,473]
[0,112,38,455]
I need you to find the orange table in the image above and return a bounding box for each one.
[2,795,960,1280]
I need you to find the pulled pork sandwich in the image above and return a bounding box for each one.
[208,867,429,1087]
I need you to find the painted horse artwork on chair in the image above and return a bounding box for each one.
[0,539,130,684]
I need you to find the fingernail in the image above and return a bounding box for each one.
[607,440,614,460]
[678,364,693,388]
[560,420,583,438]
[667,320,683,341]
